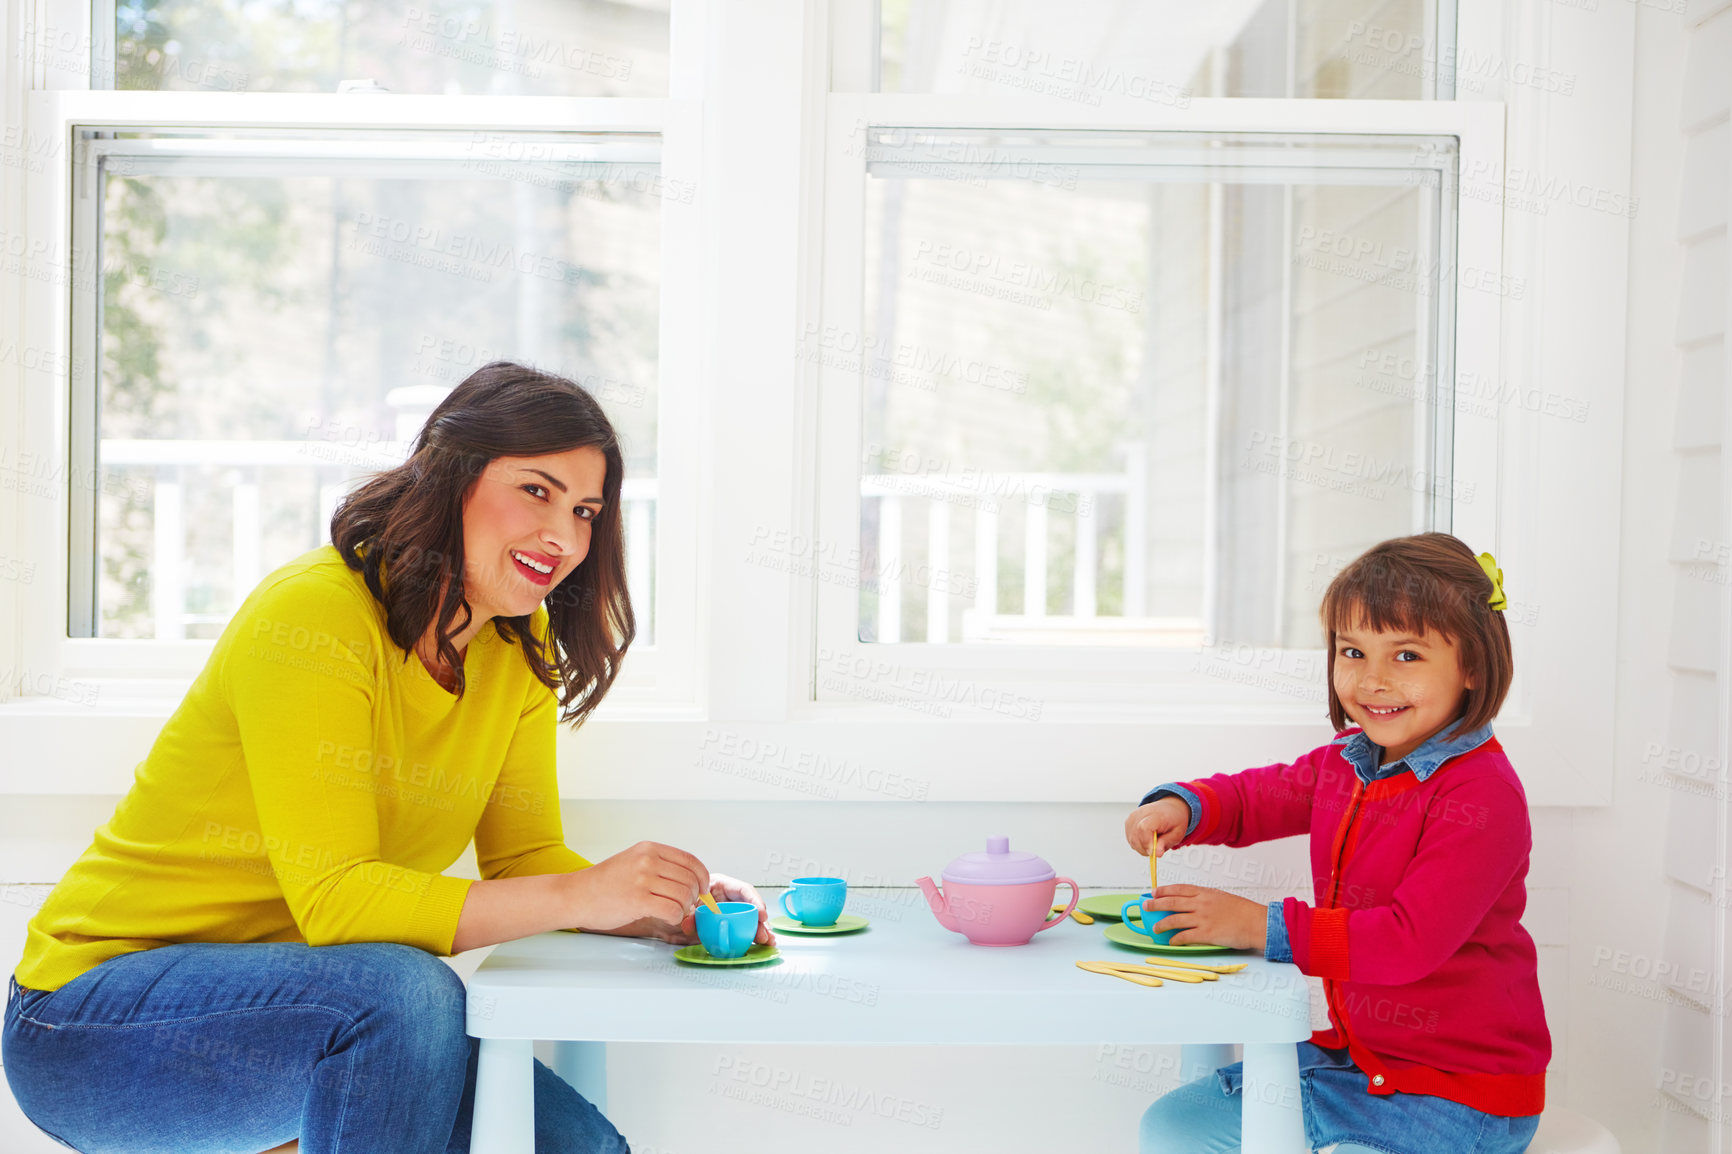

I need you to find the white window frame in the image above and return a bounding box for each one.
[786,89,1516,751]
[15,87,701,707]
[809,97,1499,694]
[0,0,1633,811]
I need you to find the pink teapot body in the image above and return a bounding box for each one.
[916,836,1079,946]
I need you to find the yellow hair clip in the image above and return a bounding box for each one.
[1476,552,1507,611]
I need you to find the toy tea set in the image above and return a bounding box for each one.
[676,837,1246,986]
[676,875,870,966]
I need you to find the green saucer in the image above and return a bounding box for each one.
[1102,920,1237,955]
[673,943,781,966]
[1077,893,1146,922]
[769,914,869,935]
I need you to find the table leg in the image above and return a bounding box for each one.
[1179,1043,1237,1084]
[1239,1042,1307,1154]
[550,1040,608,1113]
[471,1038,535,1154]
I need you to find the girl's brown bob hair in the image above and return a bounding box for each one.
[330,361,634,727]
[1320,532,1512,738]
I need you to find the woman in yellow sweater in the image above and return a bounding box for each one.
[2,362,765,1153]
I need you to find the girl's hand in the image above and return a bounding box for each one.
[566,841,709,936]
[1125,796,1191,857]
[674,873,778,947]
[1142,885,1269,951]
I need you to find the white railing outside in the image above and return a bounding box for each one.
[101,439,1184,647]
[100,439,657,641]
[860,451,1152,644]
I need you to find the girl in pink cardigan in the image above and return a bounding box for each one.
[1128,533,1549,1154]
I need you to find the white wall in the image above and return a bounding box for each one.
[1653,1,1732,1151]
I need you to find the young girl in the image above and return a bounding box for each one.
[1126,533,1548,1154]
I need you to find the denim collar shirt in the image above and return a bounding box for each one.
[1331,720,1497,787]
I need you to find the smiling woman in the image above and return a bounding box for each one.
[331,362,634,723]
[2,363,774,1154]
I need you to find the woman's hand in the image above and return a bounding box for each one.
[565,841,709,936]
[1142,885,1269,951]
[1125,796,1191,857]
[572,856,778,948]
[671,873,778,947]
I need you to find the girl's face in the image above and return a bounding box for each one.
[1331,620,1475,765]
[460,446,608,623]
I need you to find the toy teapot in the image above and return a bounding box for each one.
[916,836,1079,946]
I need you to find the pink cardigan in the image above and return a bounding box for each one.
[1176,732,1550,1115]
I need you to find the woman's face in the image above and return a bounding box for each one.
[460,446,609,622]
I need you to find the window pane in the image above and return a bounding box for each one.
[86,134,660,641]
[881,0,1447,100]
[108,0,669,95]
[857,131,1456,649]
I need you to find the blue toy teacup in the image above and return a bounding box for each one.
[778,876,847,927]
[1120,892,1179,945]
[695,901,760,959]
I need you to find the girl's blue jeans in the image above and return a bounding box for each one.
[3,941,629,1154]
[1140,1064,1538,1154]
[1140,1073,1382,1154]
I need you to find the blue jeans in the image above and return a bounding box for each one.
[1141,1053,1538,1154]
[1140,1074,1383,1154]
[3,942,629,1154]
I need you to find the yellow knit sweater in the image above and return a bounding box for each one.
[14,546,590,992]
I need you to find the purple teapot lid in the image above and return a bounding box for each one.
[940,836,1056,886]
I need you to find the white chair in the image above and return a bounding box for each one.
[1528,1105,1621,1154]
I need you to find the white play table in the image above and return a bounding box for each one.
[465,896,1312,1153]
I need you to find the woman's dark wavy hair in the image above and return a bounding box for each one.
[330,361,634,727]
